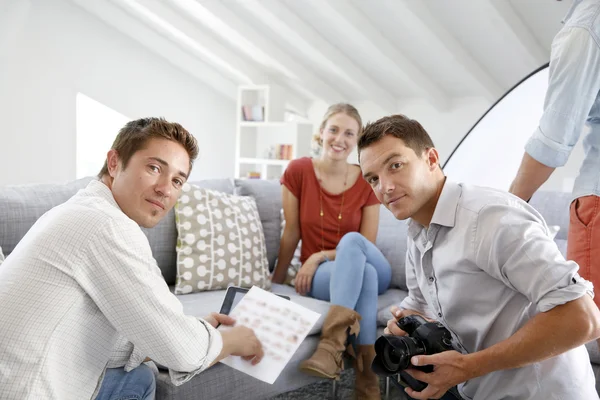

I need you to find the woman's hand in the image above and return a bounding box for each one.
[295,253,322,295]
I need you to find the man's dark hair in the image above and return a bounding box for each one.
[98,117,199,178]
[357,114,435,160]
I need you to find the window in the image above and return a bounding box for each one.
[76,93,129,179]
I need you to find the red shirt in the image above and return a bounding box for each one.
[280,157,380,263]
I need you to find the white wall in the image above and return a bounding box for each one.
[0,0,236,185]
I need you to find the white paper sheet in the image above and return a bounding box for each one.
[218,286,321,384]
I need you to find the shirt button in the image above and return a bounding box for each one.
[428,277,434,282]
[438,312,442,318]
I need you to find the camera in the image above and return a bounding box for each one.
[371,315,454,392]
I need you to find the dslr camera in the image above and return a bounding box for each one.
[372,315,455,392]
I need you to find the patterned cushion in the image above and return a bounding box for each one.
[144,178,236,286]
[173,183,271,294]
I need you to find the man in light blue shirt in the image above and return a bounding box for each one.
[358,114,600,400]
[509,0,600,324]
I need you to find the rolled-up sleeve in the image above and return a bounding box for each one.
[473,203,593,313]
[525,27,600,168]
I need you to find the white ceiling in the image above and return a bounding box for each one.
[71,0,571,114]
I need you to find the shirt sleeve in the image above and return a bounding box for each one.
[399,243,436,319]
[525,27,600,168]
[280,158,304,198]
[473,202,594,313]
[106,335,134,368]
[74,218,223,385]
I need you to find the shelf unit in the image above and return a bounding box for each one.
[235,84,313,180]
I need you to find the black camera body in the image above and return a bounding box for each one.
[372,315,455,392]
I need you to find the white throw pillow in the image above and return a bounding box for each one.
[173,184,271,294]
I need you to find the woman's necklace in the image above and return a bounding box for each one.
[317,161,349,252]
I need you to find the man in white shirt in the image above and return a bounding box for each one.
[0,118,263,400]
[357,114,600,399]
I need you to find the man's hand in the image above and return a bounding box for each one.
[203,312,235,328]
[295,253,321,295]
[220,325,264,365]
[404,351,474,400]
[384,306,433,336]
[206,313,264,366]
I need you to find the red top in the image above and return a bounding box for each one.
[280,157,380,263]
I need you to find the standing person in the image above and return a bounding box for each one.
[0,118,263,400]
[508,0,600,343]
[272,104,392,399]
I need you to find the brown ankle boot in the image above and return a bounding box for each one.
[299,305,361,379]
[353,345,381,400]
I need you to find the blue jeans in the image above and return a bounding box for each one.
[95,364,156,400]
[309,232,392,344]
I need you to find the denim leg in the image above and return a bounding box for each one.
[309,232,392,345]
[95,364,156,400]
[331,232,392,306]
[354,263,379,345]
[309,261,334,301]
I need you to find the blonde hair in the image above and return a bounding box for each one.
[313,103,363,148]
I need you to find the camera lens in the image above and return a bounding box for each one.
[376,336,425,373]
[381,342,404,370]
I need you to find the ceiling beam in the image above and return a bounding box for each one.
[115,0,264,85]
[379,0,503,102]
[479,0,548,68]
[120,0,311,117]
[302,0,450,110]
[240,0,398,113]
[70,0,237,100]
[169,0,345,107]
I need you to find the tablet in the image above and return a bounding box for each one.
[219,286,290,315]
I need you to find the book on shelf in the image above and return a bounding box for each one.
[241,105,265,122]
[246,171,261,179]
[280,144,292,160]
[266,144,293,160]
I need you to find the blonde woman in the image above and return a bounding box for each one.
[272,104,391,399]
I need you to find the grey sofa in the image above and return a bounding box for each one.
[0,177,598,399]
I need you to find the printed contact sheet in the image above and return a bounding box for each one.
[218,286,320,384]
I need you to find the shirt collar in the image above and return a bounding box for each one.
[407,180,462,238]
[84,179,121,210]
